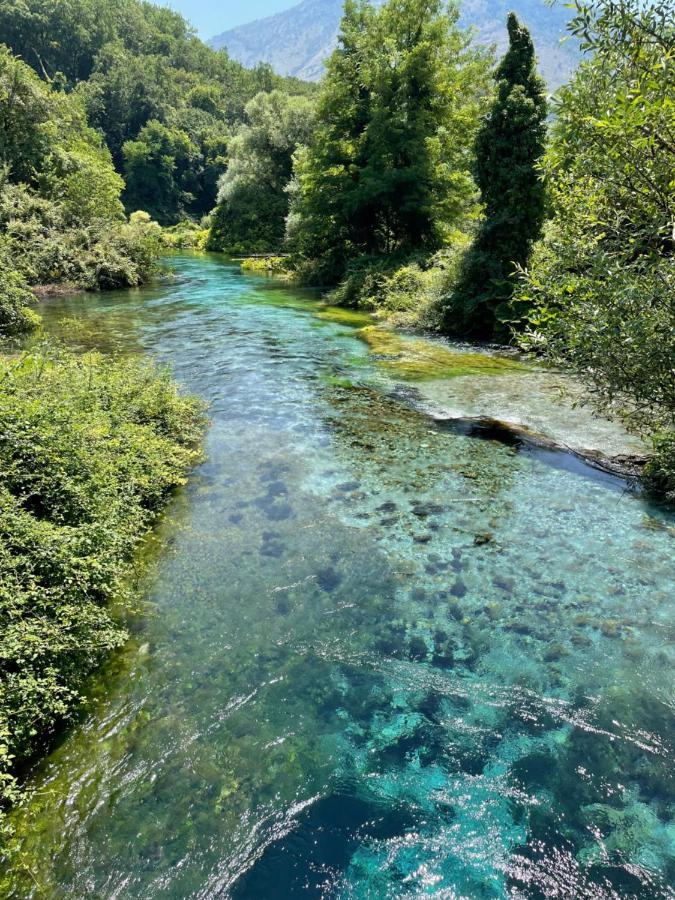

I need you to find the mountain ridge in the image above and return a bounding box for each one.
[210,0,577,88]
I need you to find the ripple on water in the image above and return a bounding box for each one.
[3,254,674,899]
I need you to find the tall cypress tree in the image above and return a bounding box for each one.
[444,13,547,340]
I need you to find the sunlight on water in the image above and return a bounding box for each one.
[4,254,674,898]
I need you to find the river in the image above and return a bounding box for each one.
[4,254,674,898]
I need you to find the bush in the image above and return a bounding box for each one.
[0,348,206,831]
[325,246,467,328]
[0,186,161,290]
[644,433,675,504]
[161,221,210,250]
[0,253,39,335]
[240,256,292,276]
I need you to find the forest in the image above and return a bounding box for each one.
[0,0,674,886]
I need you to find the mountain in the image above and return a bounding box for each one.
[210,0,578,89]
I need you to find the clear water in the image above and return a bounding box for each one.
[3,254,674,898]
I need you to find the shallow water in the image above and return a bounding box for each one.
[3,254,674,898]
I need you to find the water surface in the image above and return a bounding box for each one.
[4,254,674,898]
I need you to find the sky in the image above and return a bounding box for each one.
[152,0,297,37]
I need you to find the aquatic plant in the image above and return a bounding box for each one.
[240,256,292,276]
[357,325,529,381]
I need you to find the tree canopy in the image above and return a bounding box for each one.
[208,91,315,253]
[0,0,317,224]
[286,0,491,282]
[518,0,675,497]
[0,45,161,324]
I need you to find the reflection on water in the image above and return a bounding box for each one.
[4,254,674,898]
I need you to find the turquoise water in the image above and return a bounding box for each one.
[4,254,675,898]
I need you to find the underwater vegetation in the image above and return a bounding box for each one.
[1,255,673,898]
[357,325,530,381]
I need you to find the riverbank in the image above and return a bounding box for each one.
[237,254,675,501]
[0,348,206,838]
[3,254,673,898]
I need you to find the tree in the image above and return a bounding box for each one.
[0,45,160,310]
[0,0,117,84]
[207,90,314,253]
[0,45,52,183]
[80,44,170,168]
[516,0,675,498]
[0,44,123,222]
[0,0,319,227]
[123,120,201,225]
[285,0,376,280]
[359,0,485,253]
[443,13,547,339]
[287,0,490,282]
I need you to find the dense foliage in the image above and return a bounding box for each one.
[207,91,315,253]
[0,0,316,224]
[444,13,547,339]
[517,0,675,498]
[0,348,205,831]
[0,252,39,335]
[0,45,163,330]
[0,0,318,328]
[286,0,491,282]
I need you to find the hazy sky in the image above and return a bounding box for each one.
[153,0,297,37]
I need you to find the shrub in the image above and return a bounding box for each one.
[326,246,467,328]
[240,256,292,276]
[0,186,161,290]
[0,348,206,830]
[0,253,39,335]
[161,221,210,250]
[644,433,675,504]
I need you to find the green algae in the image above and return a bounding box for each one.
[242,284,373,331]
[240,256,291,276]
[357,325,530,381]
[320,374,356,389]
[314,306,373,328]
[4,254,674,900]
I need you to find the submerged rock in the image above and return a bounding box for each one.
[432,637,455,669]
[448,600,464,621]
[316,567,342,592]
[366,712,425,755]
[493,575,515,594]
[434,413,648,480]
[337,481,360,492]
[543,642,569,662]
[411,501,445,518]
[450,577,468,598]
[408,637,428,661]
